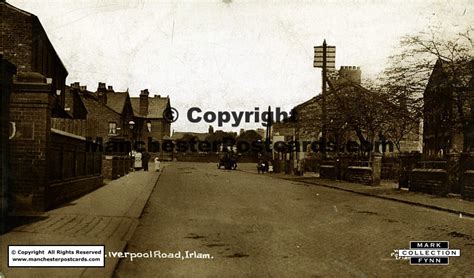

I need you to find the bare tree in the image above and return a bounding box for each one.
[381,26,474,145]
[327,79,387,154]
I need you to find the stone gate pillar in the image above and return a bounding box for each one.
[1,56,16,229]
[9,72,53,213]
[371,152,382,186]
[446,153,461,195]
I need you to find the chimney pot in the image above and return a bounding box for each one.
[139,89,149,116]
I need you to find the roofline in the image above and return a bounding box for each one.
[66,86,88,117]
[103,91,132,115]
[2,2,69,76]
[79,92,122,117]
[294,95,322,110]
[2,1,32,16]
[293,79,374,111]
[32,16,69,76]
[134,116,163,120]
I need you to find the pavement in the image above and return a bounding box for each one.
[0,164,162,278]
[237,163,474,218]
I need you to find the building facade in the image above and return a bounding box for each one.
[130,89,171,154]
[0,1,68,111]
[272,66,422,160]
[423,59,474,156]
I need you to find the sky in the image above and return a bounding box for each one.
[8,0,474,133]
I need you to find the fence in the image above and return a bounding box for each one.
[48,130,101,181]
[46,129,103,209]
[51,118,86,137]
[381,157,400,180]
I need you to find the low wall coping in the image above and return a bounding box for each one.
[348,166,372,170]
[51,128,87,141]
[48,175,102,188]
[320,165,335,168]
[465,170,474,174]
[412,168,446,173]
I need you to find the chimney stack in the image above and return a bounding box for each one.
[139,89,149,116]
[338,66,362,84]
[97,82,107,104]
[71,82,80,89]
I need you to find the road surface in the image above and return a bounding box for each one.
[115,162,474,277]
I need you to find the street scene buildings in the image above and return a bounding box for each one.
[0,0,473,277]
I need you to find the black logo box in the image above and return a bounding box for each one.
[410,241,449,249]
[410,257,449,265]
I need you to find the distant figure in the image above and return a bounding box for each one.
[257,160,266,174]
[142,152,150,171]
[134,151,142,170]
[130,151,135,171]
[154,157,161,172]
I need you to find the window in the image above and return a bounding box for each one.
[146,121,152,132]
[108,122,117,135]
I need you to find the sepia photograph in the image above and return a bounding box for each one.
[0,0,473,277]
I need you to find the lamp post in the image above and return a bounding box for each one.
[128,120,136,171]
[129,120,135,150]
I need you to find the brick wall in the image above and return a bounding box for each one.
[346,166,373,185]
[8,73,103,212]
[9,73,52,211]
[462,171,474,200]
[320,165,336,179]
[0,2,68,105]
[460,154,474,199]
[102,155,130,180]
[0,3,33,73]
[46,176,103,210]
[0,56,16,223]
[410,169,448,196]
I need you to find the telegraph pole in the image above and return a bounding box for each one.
[314,40,335,159]
[322,40,328,157]
[265,105,272,149]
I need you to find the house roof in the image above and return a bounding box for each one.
[106,92,129,114]
[1,1,68,75]
[130,96,170,119]
[79,91,121,116]
[64,85,88,118]
[436,58,474,88]
[171,132,209,141]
